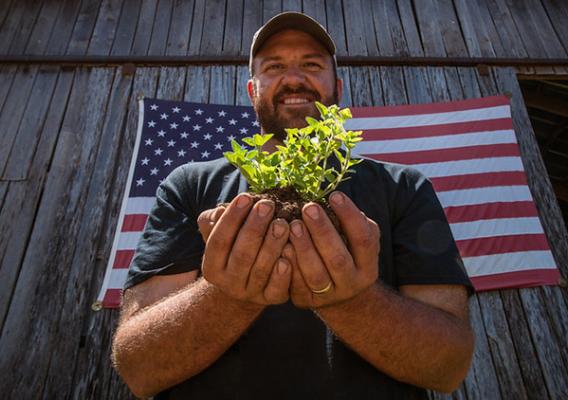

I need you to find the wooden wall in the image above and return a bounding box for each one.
[0,1,567,399]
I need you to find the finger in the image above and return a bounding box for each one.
[284,244,312,308]
[263,258,292,304]
[246,218,289,293]
[202,193,254,284]
[289,219,335,293]
[226,200,275,288]
[328,191,380,270]
[197,206,226,242]
[300,203,356,285]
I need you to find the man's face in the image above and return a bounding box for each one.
[248,29,342,141]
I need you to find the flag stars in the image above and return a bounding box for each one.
[141,157,150,165]
[172,106,181,113]
[160,113,169,120]
[150,104,158,111]
[216,126,225,133]
[164,158,173,166]
[218,110,227,117]
[178,149,187,157]
[180,132,189,139]
[167,140,176,147]
[239,127,248,135]
[190,141,199,148]
[148,120,156,128]
[183,115,191,122]
[205,117,214,123]
[193,124,202,131]
[241,112,250,118]
[203,133,212,140]
[214,143,223,150]
[252,120,260,127]
[157,130,166,137]
[195,109,204,115]
[170,122,179,129]
[227,134,236,141]
[154,148,163,156]
[150,168,159,175]
[201,151,210,158]
[136,178,145,186]
[145,138,154,146]
[228,119,237,125]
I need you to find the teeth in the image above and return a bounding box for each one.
[283,98,309,105]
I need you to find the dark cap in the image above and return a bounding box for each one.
[249,12,336,75]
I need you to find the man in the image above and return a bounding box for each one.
[112,12,474,399]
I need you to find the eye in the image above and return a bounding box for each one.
[265,63,285,72]
[304,62,323,70]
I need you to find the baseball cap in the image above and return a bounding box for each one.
[249,12,337,75]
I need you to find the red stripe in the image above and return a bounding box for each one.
[122,214,148,232]
[351,95,510,118]
[102,288,122,308]
[471,268,561,292]
[113,250,135,269]
[361,118,513,140]
[366,143,520,165]
[456,233,550,257]
[445,201,539,223]
[431,171,528,191]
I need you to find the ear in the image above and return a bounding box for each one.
[336,78,343,104]
[247,79,256,104]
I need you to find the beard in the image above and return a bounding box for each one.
[253,83,339,142]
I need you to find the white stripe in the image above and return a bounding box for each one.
[353,129,516,154]
[409,157,524,178]
[117,232,143,250]
[463,251,557,277]
[346,105,511,130]
[107,268,129,289]
[125,196,156,214]
[437,186,533,207]
[450,217,544,241]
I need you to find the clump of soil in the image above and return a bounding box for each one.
[251,186,344,239]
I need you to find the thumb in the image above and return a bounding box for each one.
[197,206,226,242]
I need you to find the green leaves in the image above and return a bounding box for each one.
[223,102,363,202]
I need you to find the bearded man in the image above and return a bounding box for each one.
[112,12,474,400]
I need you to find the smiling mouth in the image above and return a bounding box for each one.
[282,97,311,105]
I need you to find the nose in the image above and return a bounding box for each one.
[280,66,307,87]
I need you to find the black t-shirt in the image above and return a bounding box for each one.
[124,157,472,400]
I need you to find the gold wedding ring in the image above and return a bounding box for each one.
[311,281,333,295]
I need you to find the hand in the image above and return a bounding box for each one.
[197,193,292,306]
[284,191,380,309]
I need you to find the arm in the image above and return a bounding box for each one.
[285,191,474,393]
[112,194,292,398]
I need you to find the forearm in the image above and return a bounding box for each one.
[316,282,474,392]
[112,277,264,398]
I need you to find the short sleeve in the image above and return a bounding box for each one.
[123,166,204,290]
[392,172,474,293]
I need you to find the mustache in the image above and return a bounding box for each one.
[273,85,321,107]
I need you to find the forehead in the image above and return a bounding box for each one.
[254,29,330,60]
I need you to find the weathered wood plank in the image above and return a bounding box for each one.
[157,67,187,100]
[483,0,529,59]
[7,0,45,54]
[66,0,103,55]
[200,0,226,54]
[0,68,113,399]
[0,65,18,113]
[348,67,374,107]
[0,67,38,175]
[282,0,302,12]
[1,68,60,180]
[240,0,262,56]
[130,0,158,56]
[412,0,446,57]
[342,0,370,56]
[0,0,32,53]
[236,65,251,106]
[165,0,194,56]
[541,0,568,54]
[337,66,352,108]
[325,0,348,55]
[110,0,142,55]
[396,0,424,57]
[44,0,84,55]
[369,0,409,56]
[0,0,15,33]
[434,0,468,57]
[540,286,568,369]
[367,66,385,106]
[24,0,64,54]
[403,67,433,104]
[302,0,327,29]
[453,0,500,57]
[88,0,124,55]
[380,67,408,105]
[222,0,243,55]
[147,0,174,56]
[209,65,236,104]
[187,0,206,55]
[262,0,282,22]
[41,68,135,399]
[184,66,211,103]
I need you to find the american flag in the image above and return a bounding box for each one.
[95,95,561,309]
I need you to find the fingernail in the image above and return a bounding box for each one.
[330,192,344,206]
[304,204,319,220]
[277,259,288,274]
[291,221,303,237]
[236,194,251,208]
[272,220,286,238]
[257,201,273,217]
